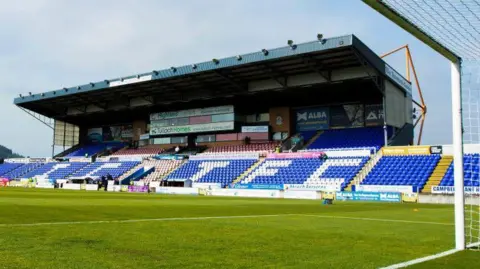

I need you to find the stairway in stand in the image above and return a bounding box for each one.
[118,163,144,183]
[231,158,265,184]
[422,155,453,193]
[344,150,383,191]
[302,131,324,149]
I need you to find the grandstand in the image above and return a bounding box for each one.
[2,31,478,268]
[5,34,434,191]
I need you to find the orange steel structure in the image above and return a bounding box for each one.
[381,45,426,145]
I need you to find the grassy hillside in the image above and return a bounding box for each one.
[0,144,23,158]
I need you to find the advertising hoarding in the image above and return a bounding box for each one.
[365,104,384,126]
[330,104,364,128]
[150,105,234,121]
[295,107,329,131]
[150,121,234,135]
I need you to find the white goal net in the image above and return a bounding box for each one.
[463,62,480,248]
[363,0,480,249]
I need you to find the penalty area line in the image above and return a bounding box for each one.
[379,248,460,269]
[377,237,480,268]
[0,214,298,228]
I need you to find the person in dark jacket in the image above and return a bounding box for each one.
[103,177,108,191]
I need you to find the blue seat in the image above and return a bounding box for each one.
[362,155,441,191]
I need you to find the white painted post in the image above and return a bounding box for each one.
[451,60,465,250]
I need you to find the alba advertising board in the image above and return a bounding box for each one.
[295,107,329,131]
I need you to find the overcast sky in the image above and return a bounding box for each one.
[1,0,452,157]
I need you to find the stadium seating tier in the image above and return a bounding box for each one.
[362,155,441,190]
[439,154,480,187]
[70,161,141,179]
[165,159,257,187]
[307,127,384,150]
[242,157,368,189]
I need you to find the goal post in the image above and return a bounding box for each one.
[451,60,465,250]
[362,0,480,251]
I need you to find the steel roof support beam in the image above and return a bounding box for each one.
[301,56,331,82]
[213,70,248,92]
[75,95,107,110]
[19,107,54,130]
[350,48,383,94]
[257,64,287,88]
[186,76,220,92]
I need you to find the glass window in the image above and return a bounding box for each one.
[211,113,234,123]
[153,137,171,144]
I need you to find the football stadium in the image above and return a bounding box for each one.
[1,2,480,267]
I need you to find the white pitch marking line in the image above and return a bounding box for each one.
[298,214,454,226]
[0,214,297,228]
[379,248,460,269]
[0,213,454,228]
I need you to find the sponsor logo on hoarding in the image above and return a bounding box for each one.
[430,146,443,154]
[241,126,269,133]
[365,104,384,126]
[366,111,381,120]
[382,146,431,155]
[230,184,284,190]
[297,111,327,121]
[284,184,341,191]
[150,105,234,120]
[150,121,234,135]
[431,186,480,194]
[379,193,402,202]
[354,185,414,193]
[295,107,329,131]
[402,192,418,203]
[189,153,259,161]
[266,152,324,159]
[128,186,149,193]
[335,191,401,202]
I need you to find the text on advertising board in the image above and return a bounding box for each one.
[430,146,443,154]
[431,186,480,194]
[230,184,284,190]
[385,64,412,96]
[335,191,401,202]
[382,146,431,155]
[150,105,234,121]
[295,107,329,131]
[365,104,384,126]
[353,185,415,193]
[241,126,269,133]
[150,121,234,135]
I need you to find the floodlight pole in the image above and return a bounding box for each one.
[451,60,465,250]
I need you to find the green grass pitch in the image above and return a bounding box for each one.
[0,188,476,268]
